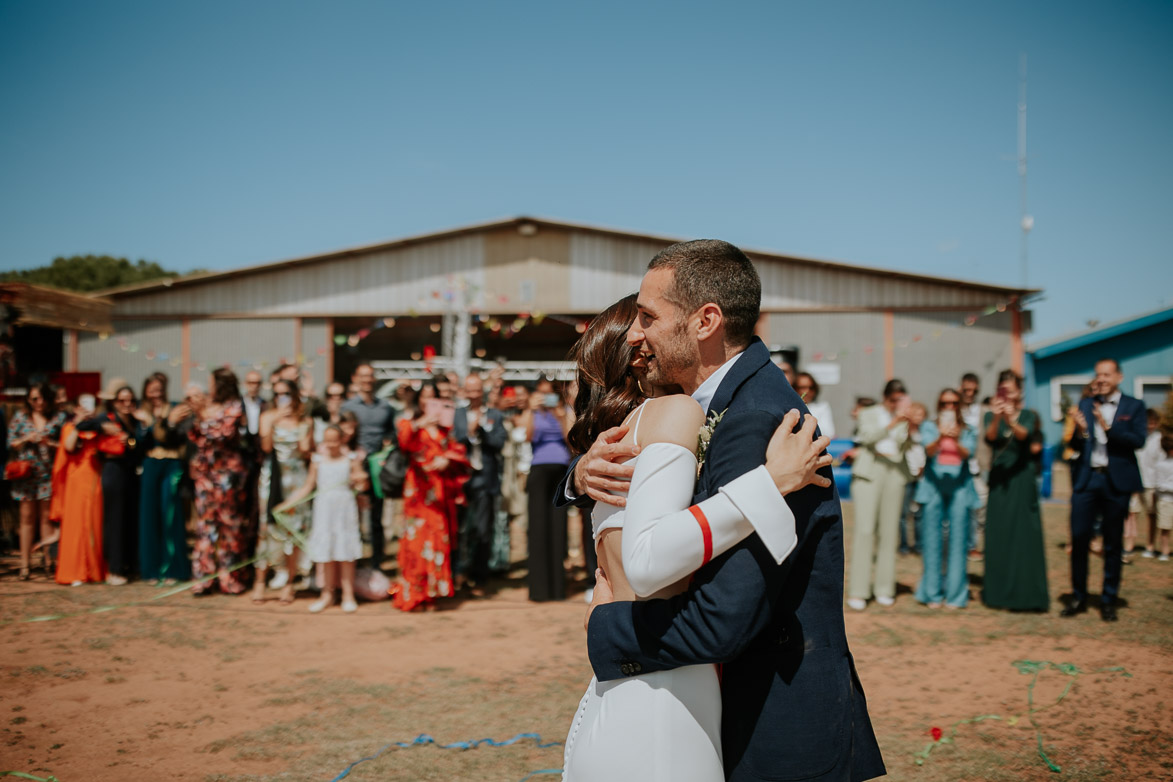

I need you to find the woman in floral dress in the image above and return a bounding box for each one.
[253,378,313,605]
[8,383,67,579]
[187,368,249,595]
[391,382,468,611]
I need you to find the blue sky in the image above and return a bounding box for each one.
[2,0,1170,341]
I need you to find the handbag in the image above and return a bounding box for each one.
[4,460,33,480]
[367,446,392,500]
[98,437,127,457]
[379,447,409,499]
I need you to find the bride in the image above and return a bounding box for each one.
[561,294,831,781]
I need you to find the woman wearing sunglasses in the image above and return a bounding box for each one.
[914,388,978,609]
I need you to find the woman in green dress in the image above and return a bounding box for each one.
[981,369,1049,611]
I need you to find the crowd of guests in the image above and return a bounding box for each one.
[832,359,1172,618]
[7,354,1169,621]
[3,362,587,612]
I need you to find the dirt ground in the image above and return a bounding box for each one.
[2,501,1171,782]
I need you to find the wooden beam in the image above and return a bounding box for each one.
[0,283,113,333]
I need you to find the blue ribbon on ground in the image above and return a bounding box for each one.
[329,732,563,782]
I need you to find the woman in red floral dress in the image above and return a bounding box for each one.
[186,369,250,595]
[391,383,467,611]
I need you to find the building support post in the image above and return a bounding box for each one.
[67,329,79,372]
[181,319,191,387]
[1011,306,1024,376]
[293,317,303,366]
[884,311,895,380]
[754,312,770,341]
[325,319,335,382]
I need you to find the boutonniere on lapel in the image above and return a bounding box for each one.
[696,408,727,477]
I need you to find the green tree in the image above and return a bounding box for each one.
[0,255,186,292]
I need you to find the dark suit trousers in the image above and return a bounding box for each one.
[457,486,495,583]
[1070,471,1129,604]
[102,459,139,579]
[364,459,386,568]
[527,464,568,602]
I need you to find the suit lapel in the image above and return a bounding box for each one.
[707,337,771,415]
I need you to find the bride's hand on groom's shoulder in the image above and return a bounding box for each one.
[575,425,639,506]
[765,410,833,495]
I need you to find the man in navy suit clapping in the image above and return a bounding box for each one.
[1062,358,1147,622]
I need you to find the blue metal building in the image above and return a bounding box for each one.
[1026,306,1173,447]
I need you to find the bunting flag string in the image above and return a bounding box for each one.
[328,732,563,782]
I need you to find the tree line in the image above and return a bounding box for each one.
[0,255,194,293]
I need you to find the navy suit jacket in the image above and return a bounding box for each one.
[1067,394,1146,495]
[452,406,506,494]
[578,338,885,782]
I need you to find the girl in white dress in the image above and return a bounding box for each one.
[561,295,831,782]
[277,426,367,613]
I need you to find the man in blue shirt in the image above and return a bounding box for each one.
[341,363,396,567]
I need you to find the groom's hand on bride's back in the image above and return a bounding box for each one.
[765,410,833,495]
[574,425,640,507]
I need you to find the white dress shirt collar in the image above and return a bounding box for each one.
[691,351,745,413]
[1099,390,1122,405]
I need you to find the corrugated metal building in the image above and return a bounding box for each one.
[75,217,1036,426]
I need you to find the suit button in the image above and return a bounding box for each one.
[631,663,642,673]
[619,663,630,675]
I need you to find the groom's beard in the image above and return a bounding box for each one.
[644,326,697,388]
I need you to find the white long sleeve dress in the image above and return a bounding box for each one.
[562,403,797,782]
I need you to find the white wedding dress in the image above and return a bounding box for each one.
[562,403,798,782]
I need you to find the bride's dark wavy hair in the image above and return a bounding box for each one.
[567,294,644,456]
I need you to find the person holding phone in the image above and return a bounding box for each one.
[914,389,978,608]
[981,369,1049,611]
[391,381,468,611]
[847,379,917,611]
[48,395,107,585]
[520,376,574,601]
[253,378,314,605]
[7,382,67,579]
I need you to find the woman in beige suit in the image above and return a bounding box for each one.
[847,379,920,610]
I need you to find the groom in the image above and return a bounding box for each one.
[559,240,885,781]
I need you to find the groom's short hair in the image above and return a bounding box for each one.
[647,239,761,346]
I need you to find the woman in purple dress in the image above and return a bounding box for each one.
[522,376,573,601]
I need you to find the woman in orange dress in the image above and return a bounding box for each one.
[391,383,468,611]
[50,405,107,585]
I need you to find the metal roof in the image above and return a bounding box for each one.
[1028,305,1173,359]
[91,215,1040,300]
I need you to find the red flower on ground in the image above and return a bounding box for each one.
[930,727,943,742]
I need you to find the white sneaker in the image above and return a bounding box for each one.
[1142,550,1156,558]
[308,596,333,613]
[846,598,867,612]
[584,588,594,604]
[341,599,358,613]
[1160,554,1170,562]
[71,581,83,587]
[269,569,289,589]
[876,596,895,607]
